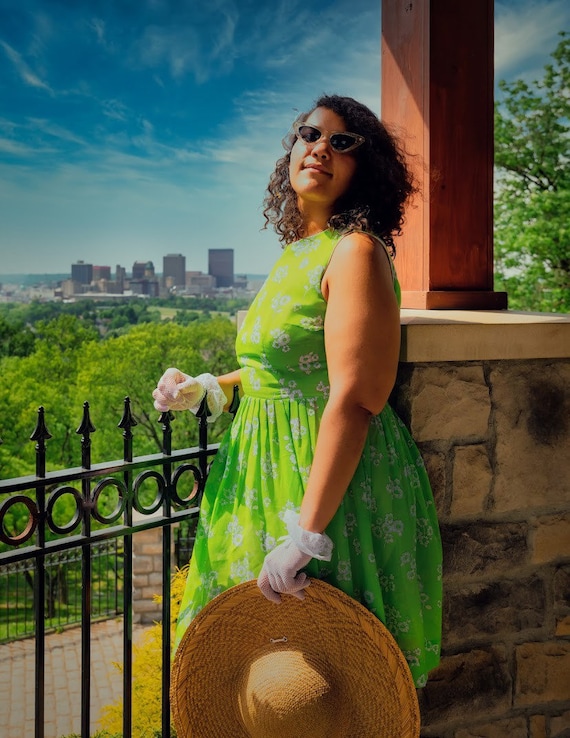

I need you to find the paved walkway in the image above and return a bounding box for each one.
[0,619,150,738]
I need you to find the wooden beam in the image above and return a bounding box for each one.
[381,0,507,309]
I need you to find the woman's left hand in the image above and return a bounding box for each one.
[257,511,333,603]
[257,539,312,603]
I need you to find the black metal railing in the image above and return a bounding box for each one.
[0,391,237,738]
[0,537,124,643]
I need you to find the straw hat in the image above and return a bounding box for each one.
[171,579,420,738]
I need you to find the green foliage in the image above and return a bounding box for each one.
[0,298,99,329]
[0,315,237,478]
[97,301,162,336]
[0,315,35,357]
[494,33,570,312]
[149,295,251,314]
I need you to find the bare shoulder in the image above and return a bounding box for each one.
[323,231,394,298]
[336,230,384,255]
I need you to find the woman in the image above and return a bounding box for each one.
[153,94,442,688]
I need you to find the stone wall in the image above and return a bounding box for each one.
[392,357,570,737]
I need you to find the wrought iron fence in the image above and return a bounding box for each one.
[0,537,124,643]
[0,391,237,738]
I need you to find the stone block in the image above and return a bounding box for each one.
[420,647,511,726]
[455,717,527,737]
[551,711,570,738]
[139,585,161,601]
[148,572,163,587]
[529,714,547,738]
[139,542,163,556]
[515,642,570,706]
[556,616,570,636]
[451,445,492,517]
[533,516,570,564]
[132,557,154,573]
[554,565,570,635]
[422,449,447,515]
[408,365,490,442]
[443,576,545,644]
[491,361,570,513]
[133,599,160,613]
[441,522,529,580]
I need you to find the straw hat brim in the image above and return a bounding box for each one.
[171,579,420,738]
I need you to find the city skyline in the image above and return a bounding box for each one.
[1,0,568,276]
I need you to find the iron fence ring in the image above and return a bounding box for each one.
[91,478,127,525]
[46,486,83,535]
[171,464,203,506]
[132,469,165,515]
[0,494,38,546]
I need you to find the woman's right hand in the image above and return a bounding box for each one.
[152,368,205,412]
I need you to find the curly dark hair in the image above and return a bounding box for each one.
[262,94,418,252]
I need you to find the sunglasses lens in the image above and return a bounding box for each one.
[329,133,359,152]
[297,125,322,144]
[295,123,363,152]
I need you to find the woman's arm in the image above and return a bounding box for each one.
[298,232,401,533]
[216,369,243,411]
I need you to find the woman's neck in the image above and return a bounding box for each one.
[297,202,332,237]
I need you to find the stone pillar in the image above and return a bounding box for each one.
[132,512,178,625]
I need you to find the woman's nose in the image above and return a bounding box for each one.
[311,138,331,159]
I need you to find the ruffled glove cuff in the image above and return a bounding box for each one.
[189,373,226,424]
[283,509,333,562]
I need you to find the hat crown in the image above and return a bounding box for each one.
[238,649,343,738]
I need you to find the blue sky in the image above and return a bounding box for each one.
[0,0,568,277]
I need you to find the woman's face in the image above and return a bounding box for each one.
[289,107,358,216]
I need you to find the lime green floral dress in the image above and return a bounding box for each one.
[174,229,442,687]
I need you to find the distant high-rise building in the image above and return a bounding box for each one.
[71,261,93,285]
[93,265,111,281]
[130,278,159,297]
[163,254,186,287]
[208,249,234,288]
[116,265,126,289]
[132,261,154,279]
[186,271,216,295]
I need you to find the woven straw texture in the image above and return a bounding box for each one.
[171,579,420,738]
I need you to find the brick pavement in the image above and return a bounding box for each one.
[0,619,149,738]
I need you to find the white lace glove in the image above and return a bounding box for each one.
[257,510,333,604]
[152,367,226,423]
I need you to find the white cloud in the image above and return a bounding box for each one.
[0,40,53,93]
[495,0,569,79]
[130,3,238,83]
[27,119,87,146]
[0,137,46,157]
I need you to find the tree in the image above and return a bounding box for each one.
[0,316,237,478]
[76,318,236,460]
[0,315,102,476]
[494,33,570,312]
[0,316,35,358]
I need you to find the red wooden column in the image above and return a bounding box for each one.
[381,0,507,309]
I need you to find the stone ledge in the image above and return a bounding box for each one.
[400,310,570,362]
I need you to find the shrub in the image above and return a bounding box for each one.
[98,566,189,738]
